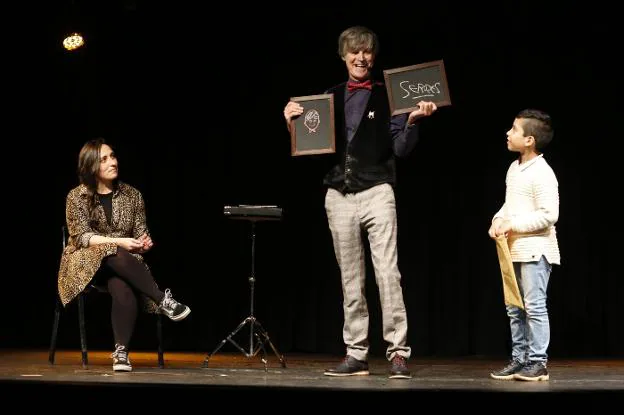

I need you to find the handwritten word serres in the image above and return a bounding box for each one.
[399,81,441,100]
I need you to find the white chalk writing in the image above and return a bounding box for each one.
[399,81,441,100]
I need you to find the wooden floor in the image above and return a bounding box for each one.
[1,350,622,406]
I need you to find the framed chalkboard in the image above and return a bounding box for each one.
[289,94,335,156]
[383,60,451,116]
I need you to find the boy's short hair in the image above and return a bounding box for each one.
[517,109,554,150]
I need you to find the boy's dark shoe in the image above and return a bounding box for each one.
[324,355,369,377]
[514,361,549,381]
[389,355,411,379]
[490,359,524,380]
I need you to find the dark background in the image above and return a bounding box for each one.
[6,0,621,359]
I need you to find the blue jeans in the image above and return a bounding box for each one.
[507,256,552,364]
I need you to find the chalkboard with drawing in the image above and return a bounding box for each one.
[289,94,336,156]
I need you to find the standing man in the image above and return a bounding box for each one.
[283,26,438,379]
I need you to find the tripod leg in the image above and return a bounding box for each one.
[202,317,253,367]
[264,333,286,368]
[253,332,269,372]
[253,320,287,368]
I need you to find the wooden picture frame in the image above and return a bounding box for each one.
[383,59,452,116]
[289,94,335,156]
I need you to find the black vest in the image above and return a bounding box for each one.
[323,82,396,193]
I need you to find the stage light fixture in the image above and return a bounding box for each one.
[63,32,85,51]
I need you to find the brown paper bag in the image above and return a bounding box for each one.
[494,236,524,309]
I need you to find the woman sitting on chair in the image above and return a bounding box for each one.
[58,138,191,372]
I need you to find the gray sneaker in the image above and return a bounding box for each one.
[490,359,524,380]
[111,344,132,372]
[514,361,549,381]
[159,289,191,321]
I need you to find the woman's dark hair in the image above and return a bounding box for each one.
[77,138,117,223]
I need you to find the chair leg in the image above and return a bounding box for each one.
[48,297,62,364]
[77,294,88,368]
[156,313,164,368]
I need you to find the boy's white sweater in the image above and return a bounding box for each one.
[494,154,561,265]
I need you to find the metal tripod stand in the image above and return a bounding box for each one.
[203,219,286,371]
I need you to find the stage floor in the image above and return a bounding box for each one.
[1,350,622,405]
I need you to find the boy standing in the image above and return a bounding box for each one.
[488,109,560,381]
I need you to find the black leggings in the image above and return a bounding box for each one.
[94,248,165,348]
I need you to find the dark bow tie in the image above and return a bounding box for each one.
[347,79,373,92]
